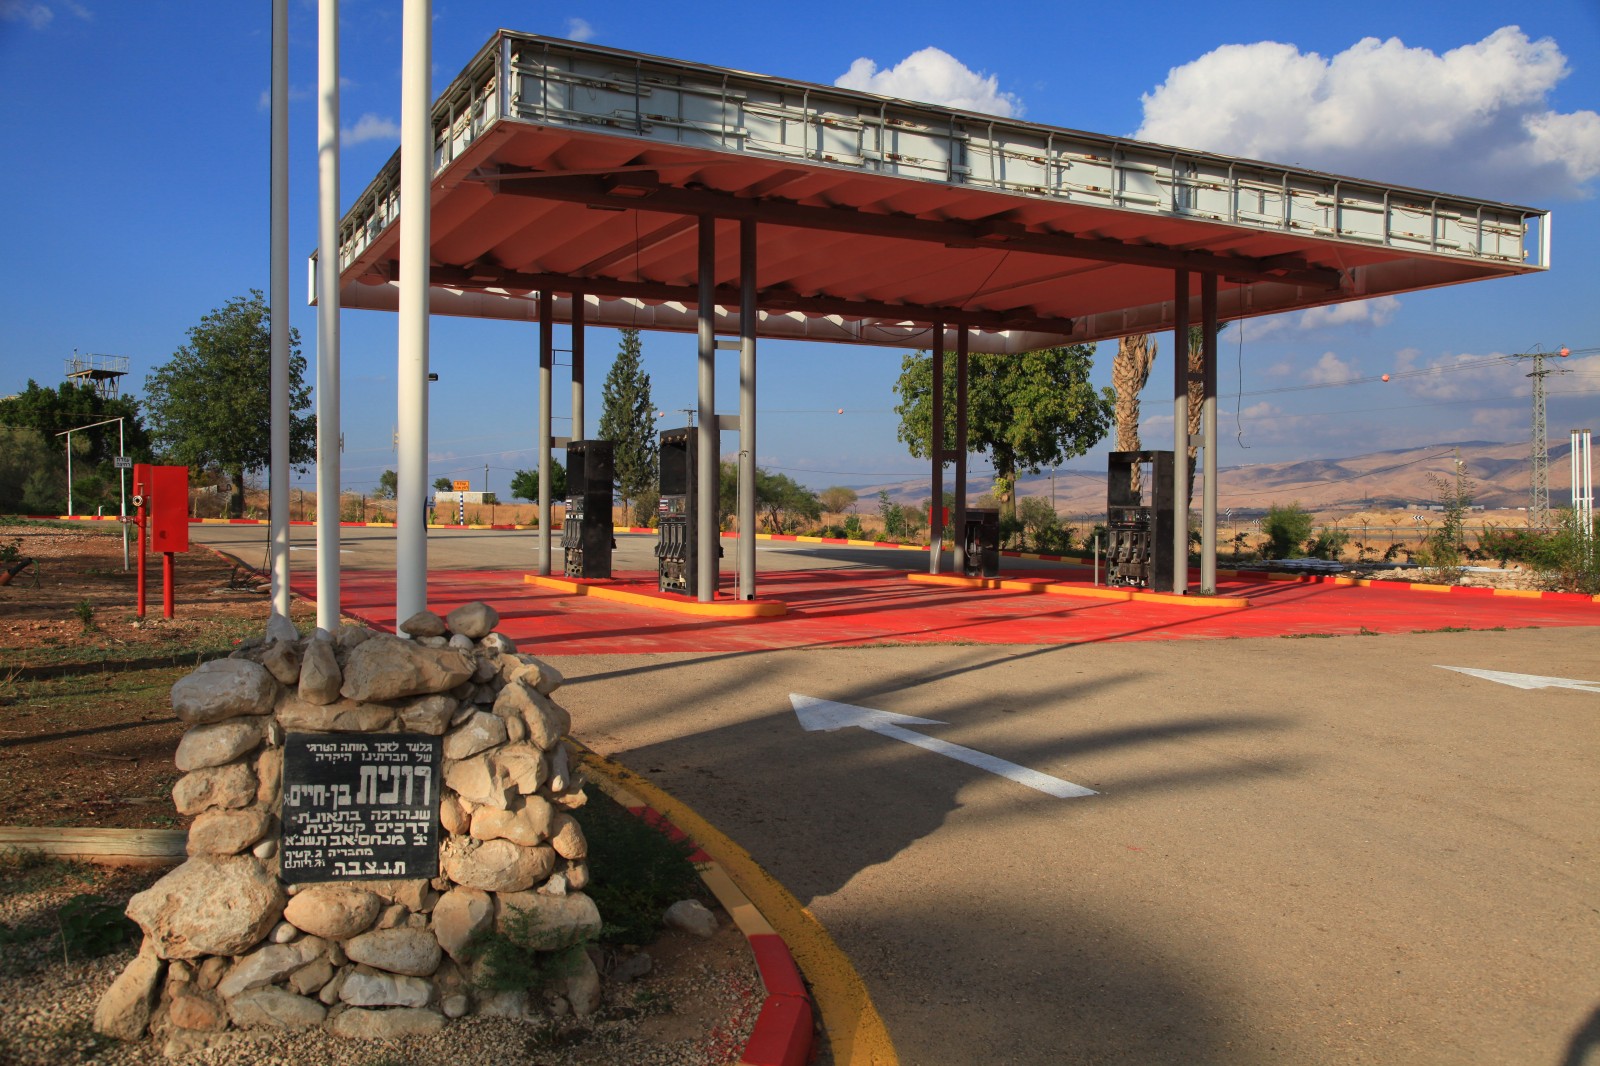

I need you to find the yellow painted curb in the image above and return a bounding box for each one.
[1131,590,1251,609]
[1491,588,1543,599]
[1405,582,1455,593]
[907,573,1002,590]
[1045,585,1132,602]
[574,748,898,1066]
[523,574,786,617]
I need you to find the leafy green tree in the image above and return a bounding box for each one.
[0,379,153,514]
[1017,496,1061,546]
[143,290,314,517]
[719,461,823,533]
[878,489,906,540]
[598,328,658,522]
[432,476,454,493]
[0,425,67,514]
[894,345,1113,520]
[511,463,566,502]
[1261,502,1313,559]
[374,469,398,500]
[819,486,858,514]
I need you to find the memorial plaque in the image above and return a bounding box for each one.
[280,733,441,884]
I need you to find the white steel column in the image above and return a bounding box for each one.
[315,0,342,633]
[696,217,718,603]
[929,323,945,574]
[395,0,431,626]
[1200,274,1219,594]
[1171,270,1190,595]
[570,294,585,443]
[537,292,554,575]
[738,220,757,601]
[952,327,969,574]
[268,0,291,621]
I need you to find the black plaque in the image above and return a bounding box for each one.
[280,733,441,884]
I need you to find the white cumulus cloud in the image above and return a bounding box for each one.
[343,113,400,146]
[835,48,1022,117]
[1298,295,1400,332]
[1135,26,1600,200]
[565,18,594,43]
[1306,351,1354,385]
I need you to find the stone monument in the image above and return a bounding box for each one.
[93,602,602,1048]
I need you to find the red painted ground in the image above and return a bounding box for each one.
[288,566,1598,655]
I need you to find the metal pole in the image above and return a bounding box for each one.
[570,293,585,443]
[315,0,342,633]
[696,216,718,603]
[269,0,292,622]
[395,0,432,627]
[537,291,553,575]
[65,431,73,516]
[118,420,127,570]
[1171,269,1190,594]
[1200,273,1219,594]
[930,322,944,574]
[738,219,757,601]
[953,327,969,575]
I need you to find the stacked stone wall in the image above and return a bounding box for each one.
[94,602,602,1046]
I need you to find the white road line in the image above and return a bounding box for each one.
[790,693,1098,799]
[1436,665,1600,693]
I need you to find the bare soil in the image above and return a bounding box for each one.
[0,523,310,829]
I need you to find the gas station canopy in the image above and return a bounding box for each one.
[318,31,1549,354]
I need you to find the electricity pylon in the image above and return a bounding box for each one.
[1511,346,1571,528]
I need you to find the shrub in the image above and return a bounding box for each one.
[1261,503,1313,559]
[469,905,590,994]
[572,789,700,947]
[56,894,137,962]
[1304,526,1350,561]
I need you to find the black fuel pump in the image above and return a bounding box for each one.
[1106,450,1175,589]
[562,440,615,579]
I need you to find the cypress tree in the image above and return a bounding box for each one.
[598,328,658,521]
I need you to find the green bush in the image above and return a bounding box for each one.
[56,894,137,962]
[469,905,590,994]
[1304,526,1350,560]
[572,789,700,947]
[1261,503,1313,559]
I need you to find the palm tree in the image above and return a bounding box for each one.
[1111,333,1157,490]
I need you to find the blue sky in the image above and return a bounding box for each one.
[2,1,1597,499]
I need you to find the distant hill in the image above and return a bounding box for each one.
[852,439,1577,517]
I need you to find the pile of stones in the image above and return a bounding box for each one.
[93,602,603,1050]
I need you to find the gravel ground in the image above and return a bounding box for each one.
[0,858,762,1066]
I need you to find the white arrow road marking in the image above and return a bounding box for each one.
[789,693,1098,798]
[1436,666,1600,693]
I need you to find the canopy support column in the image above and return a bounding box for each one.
[537,291,553,575]
[738,220,757,601]
[268,0,291,623]
[929,323,945,574]
[1171,270,1190,595]
[570,292,585,443]
[952,326,969,574]
[696,217,718,604]
[314,0,341,633]
[1200,274,1219,594]
[395,0,431,627]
